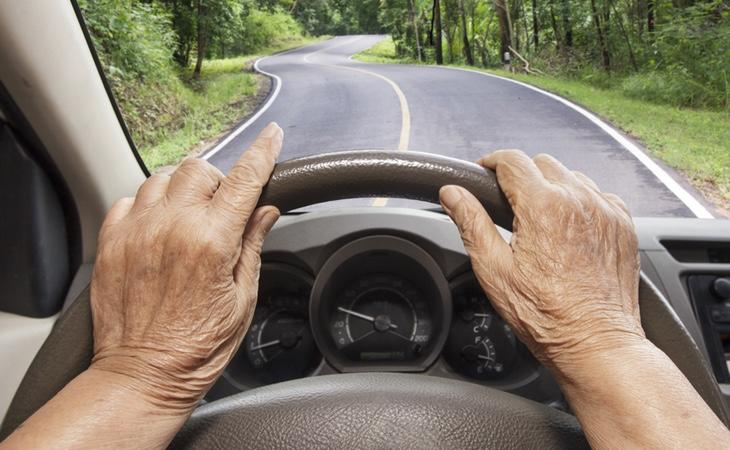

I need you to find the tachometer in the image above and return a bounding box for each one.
[243,293,319,383]
[216,264,321,393]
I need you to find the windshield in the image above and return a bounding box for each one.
[76,0,728,218]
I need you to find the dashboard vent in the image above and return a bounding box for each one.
[661,240,730,264]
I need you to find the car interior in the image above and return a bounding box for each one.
[1,1,729,448]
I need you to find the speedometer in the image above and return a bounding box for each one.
[310,235,451,372]
[330,274,432,362]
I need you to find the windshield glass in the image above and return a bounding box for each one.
[77,0,728,218]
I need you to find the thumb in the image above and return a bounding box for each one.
[439,185,512,274]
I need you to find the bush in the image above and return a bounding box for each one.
[240,9,304,53]
[619,72,710,109]
[79,0,188,147]
[78,0,177,82]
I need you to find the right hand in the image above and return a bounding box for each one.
[438,150,646,376]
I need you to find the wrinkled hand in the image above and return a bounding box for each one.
[439,150,645,376]
[90,123,283,411]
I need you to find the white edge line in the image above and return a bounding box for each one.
[434,66,713,219]
[201,45,308,161]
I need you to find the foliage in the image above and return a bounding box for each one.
[78,0,178,82]
[240,8,304,51]
[375,0,730,110]
[79,0,319,169]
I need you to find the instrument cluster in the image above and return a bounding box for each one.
[208,235,541,400]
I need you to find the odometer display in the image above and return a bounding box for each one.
[330,274,432,362]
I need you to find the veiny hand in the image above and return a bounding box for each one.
[439,150,645,376]
[90,123,283,411]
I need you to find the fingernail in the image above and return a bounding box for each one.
[261,122,282,138]
[439,185,463,211]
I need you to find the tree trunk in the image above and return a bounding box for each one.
[433,0,444,64]
[548,0,562,51]
[408,0,423,61]
[590,0,610,71]
[494,0,514,62]
[458,0,474,65]
[610,0,638,71]
[193,0,207,79]
[532,0,539,48]
[647,0,655,32]
[442,0,455,63]
[561,0,572,47]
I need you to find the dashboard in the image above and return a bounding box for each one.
[207,208,730,410]
[207,208,559,404]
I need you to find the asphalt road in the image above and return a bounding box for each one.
[206,35,711,217]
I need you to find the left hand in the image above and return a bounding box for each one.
[90,123,283,411]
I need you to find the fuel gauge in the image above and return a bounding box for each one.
[444,287,517,380]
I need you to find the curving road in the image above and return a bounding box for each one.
[205,35,712,217]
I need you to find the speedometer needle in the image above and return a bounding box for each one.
[337,307,398,329]
[250,339,280,351]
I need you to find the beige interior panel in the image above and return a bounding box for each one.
[0,312,56,423]
[0,0,146,263]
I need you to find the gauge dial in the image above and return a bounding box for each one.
[310,235,451,372]
[444,288,517,380]
[221,264,321,390]
[330,274,432,362]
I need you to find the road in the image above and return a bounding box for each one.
[205,35,712,217]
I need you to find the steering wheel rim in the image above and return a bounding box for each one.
[2,150,728,447]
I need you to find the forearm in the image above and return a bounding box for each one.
[1,367,190,450]
[555,338,730,449]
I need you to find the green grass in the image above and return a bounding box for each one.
[355,37,730,204]
[137,36,326,170]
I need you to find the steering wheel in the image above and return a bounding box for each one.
[2,151,728,448]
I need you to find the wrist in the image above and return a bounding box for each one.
[89,351,204,413]
[544,331,652,389]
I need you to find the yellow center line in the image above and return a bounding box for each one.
[303,38,411,207]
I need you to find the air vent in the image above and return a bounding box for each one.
[661,240,730,264]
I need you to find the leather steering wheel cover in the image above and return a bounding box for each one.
[169,372,588,449]
[3,151,729,443]
[257,150,514,230]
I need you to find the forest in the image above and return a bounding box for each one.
[79,0,728,203]
[381,0,730,111]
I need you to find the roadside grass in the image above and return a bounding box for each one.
[139,36,326,170]
[355,37,730,206]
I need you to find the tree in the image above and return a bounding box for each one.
[590,0,611,71]
[408,0,423,61]
[458,0,474,64]
[431,0,444,64]
[494,0,513,62]
[531,0,538,48]
[561,0,572,47]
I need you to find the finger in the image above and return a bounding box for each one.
[572,170,601,192]
[439,185,512,272]
[234,206,280,291]
[478,150,546,207]
[167,157,224,203]
[213,123,283,231]
[532,153,576,185]
[99,197,134,242]
[132,174,170,211]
